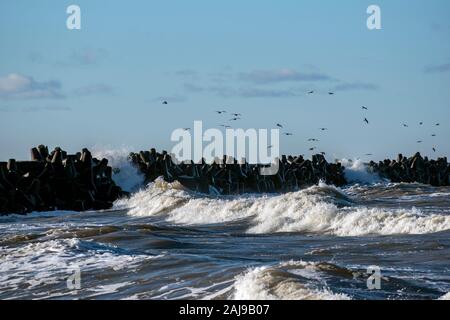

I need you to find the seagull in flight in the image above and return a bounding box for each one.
[215,110,226,114]
[229,117,241,121]
[419,122,423,125]
[183,128,191,131]
[328,92,335,95]
[431,134,436,137]
[276,123,283,128]
[435,123,440,126]
[417,140,423,143]
[319,128,328,131]
[362,106,368,110]
[284,133,294,136]
[365,153,373,156]
[162,101,168,105]
[231,113,242,117]
[308,138,319,142]
[433,147,436,152]
[402,124,409,128]
[308,90,314,94]
[309,147,316,151]
[364,118,369,124]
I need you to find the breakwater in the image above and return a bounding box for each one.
[0,145,129,215]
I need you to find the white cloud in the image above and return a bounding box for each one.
[0,73,64,100]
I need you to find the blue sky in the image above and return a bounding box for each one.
[1,0,449,161]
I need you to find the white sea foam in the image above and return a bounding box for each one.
[231,262,351,300]
[341,158,383,184]
[92,147,144,192]
[117,179,450,236]
[0,238,160,296]
[439,292,450,300]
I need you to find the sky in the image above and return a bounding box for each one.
[0,0,449,161]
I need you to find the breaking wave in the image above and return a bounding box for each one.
[231,261,351,300]
[341,158,384,184]
[115,178,450,236]
[92,147,144,192]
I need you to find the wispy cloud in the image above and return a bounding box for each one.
[333,82,380,92]
[0,73,64,100]
[239,68,333,84]
[152,94,187,103]
[424,63,450,74]
[0,105,71,112]
[74,84,115,96]
[69,48,108,66]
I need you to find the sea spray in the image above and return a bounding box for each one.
[92,147,144,192]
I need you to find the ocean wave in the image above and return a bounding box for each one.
[92,147,144,192]
[231,261,351,300]
[0,238,160,298]
[341,158,384,184]
[117,178,450,236]
[439,292,450,300]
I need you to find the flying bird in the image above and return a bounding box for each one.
[433,147,436,152]
[319,128,328,131]
[365,153,373,156]
[431,134,436,137]
[183,128,191,131]
[308,138,319,142]
[162,101,168,105]
[231,113,242,117]
[215,110,226,114]
[328,92,335,95]
[402,124,409,128]
[364,118,369,124]
[362,106,368,110]
[308,90,314,94]
[419,122,423,125]
[309,147,316,151]
[436,123,440,126]
[417,141,423,143]
[284,133,294,136]
[229,117,241,121]
[276,123,283,128]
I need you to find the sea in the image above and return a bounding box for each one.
[1,152,449,300]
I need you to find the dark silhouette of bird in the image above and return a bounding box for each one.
[431,134,436,137]
[433,147,436,152]
[365,153,373,156]
[402,124,409,128]
[276,124,283,128]
[308,138,319,142]
[183,128,191,131]
[267,145,273,149]
[308,90,314,94]
[364,118,369,124]
[436,123,440,126]
[328,92,335,95]
[309,147,316,151]
[419,122,423,125]
[229,117,241,121]
[362,106,368,110]
[319,128,328,131]
[231,113,241,117]
[284,133,294,136]
[417,140,422,143]
[215,110,226,114]
[162,101,168,105]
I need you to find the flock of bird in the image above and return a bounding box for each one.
[162,90,442,157]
